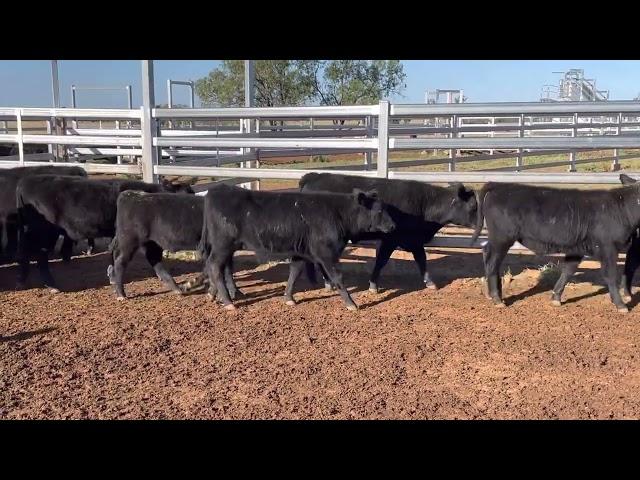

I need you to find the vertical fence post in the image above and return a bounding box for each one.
[568,112,577,172]
[612,112,621,171]
[50,60,60,162]
[364,115,373,170]
[449,114,457,172]
[141,60,159,184]
[377,100,390,178]
[242,60,258,190]
[16,109,24,166]
[516,114,524,171]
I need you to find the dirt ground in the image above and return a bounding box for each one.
[2,242,640,420]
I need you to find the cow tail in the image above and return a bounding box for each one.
[197,210,210,262]
[470,185,489,245]
[108,236,118,256]
[15,186,27,260]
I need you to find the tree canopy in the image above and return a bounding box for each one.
[195,60,406,107]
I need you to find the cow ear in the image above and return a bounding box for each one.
[620,173,638,185]
[353,188,367,205]
[450,182,469,199]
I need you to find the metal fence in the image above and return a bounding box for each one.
[2,100,640,249]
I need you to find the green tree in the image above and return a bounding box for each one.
[195,60,406,107]
[195,60,316,107]
[307,60,406,105]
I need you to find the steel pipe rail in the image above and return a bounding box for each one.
[153,105,379,119]
[391,101,640,116]
[391,137,640,150]
[67,147,143,156]
[388,171,639,184]
[154,137,378,150]
[0,161,140,174]
[0,108,141,119]
[21,134,142,146]
[154,165,379,179]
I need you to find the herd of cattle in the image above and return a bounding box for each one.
[3,164,640,313]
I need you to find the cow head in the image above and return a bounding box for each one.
[620,174,638,186]
[352,189,395,234]
[443,182,477,228]
[160,178,195,194]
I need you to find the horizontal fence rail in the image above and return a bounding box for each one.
[3,100,640,255]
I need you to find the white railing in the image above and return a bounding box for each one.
[3,101,640,181]
[3,100,640,249]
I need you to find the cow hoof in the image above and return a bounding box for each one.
[425,282,438,291]
[551,299,562,307]
[493,301,506,308]
[285,299,296,306]
[618,306,629,314]
[117,296,126,301]
[480,278,492,299]
[223,304,237,311]
[171,289,183,296]
[346,304,359,311]
[48,287,60,294]
[206,293,215,302]
[623,294,632,303]
[368,287,379,294]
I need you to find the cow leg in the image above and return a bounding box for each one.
[483,240,511,307]
[60,235,73,263]
[621,239,640,302]
[36,248,59,293]
[143,242,182,295]
[314,262,335,291]
[283,259,305,305]
[223,256,243,300]
[208,251,236,310]
[112,243,138,300]
[369,239,397,293]
[600,250,629,313]
[5,221,17,260]
[86,238,95,256]
[316,256,357,311]
[551,255,582,306]
[410,244,437,290]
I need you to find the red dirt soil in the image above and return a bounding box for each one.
[2,244,640,419]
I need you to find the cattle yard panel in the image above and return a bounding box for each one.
[2,101,640,250]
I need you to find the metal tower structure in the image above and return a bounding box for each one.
[540,69,609,102]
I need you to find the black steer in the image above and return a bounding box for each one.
[15,175,193,291]
[109,191,237,300]
[618,173,640,302]
[472,181,640,313]
[0,165,87,263]
[200,184,395,311]
[299,172,477,292]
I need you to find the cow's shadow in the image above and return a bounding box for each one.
[2,243,638,310]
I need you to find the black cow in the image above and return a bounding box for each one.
[299,173,477,292]
[108,191,238,300]
[199,184,395,310]
[618,173,640,302]
[15,175,193,291]
[472,182,640,313]
[0,165,87,262]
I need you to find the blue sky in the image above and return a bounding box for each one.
[0,60,638,108]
